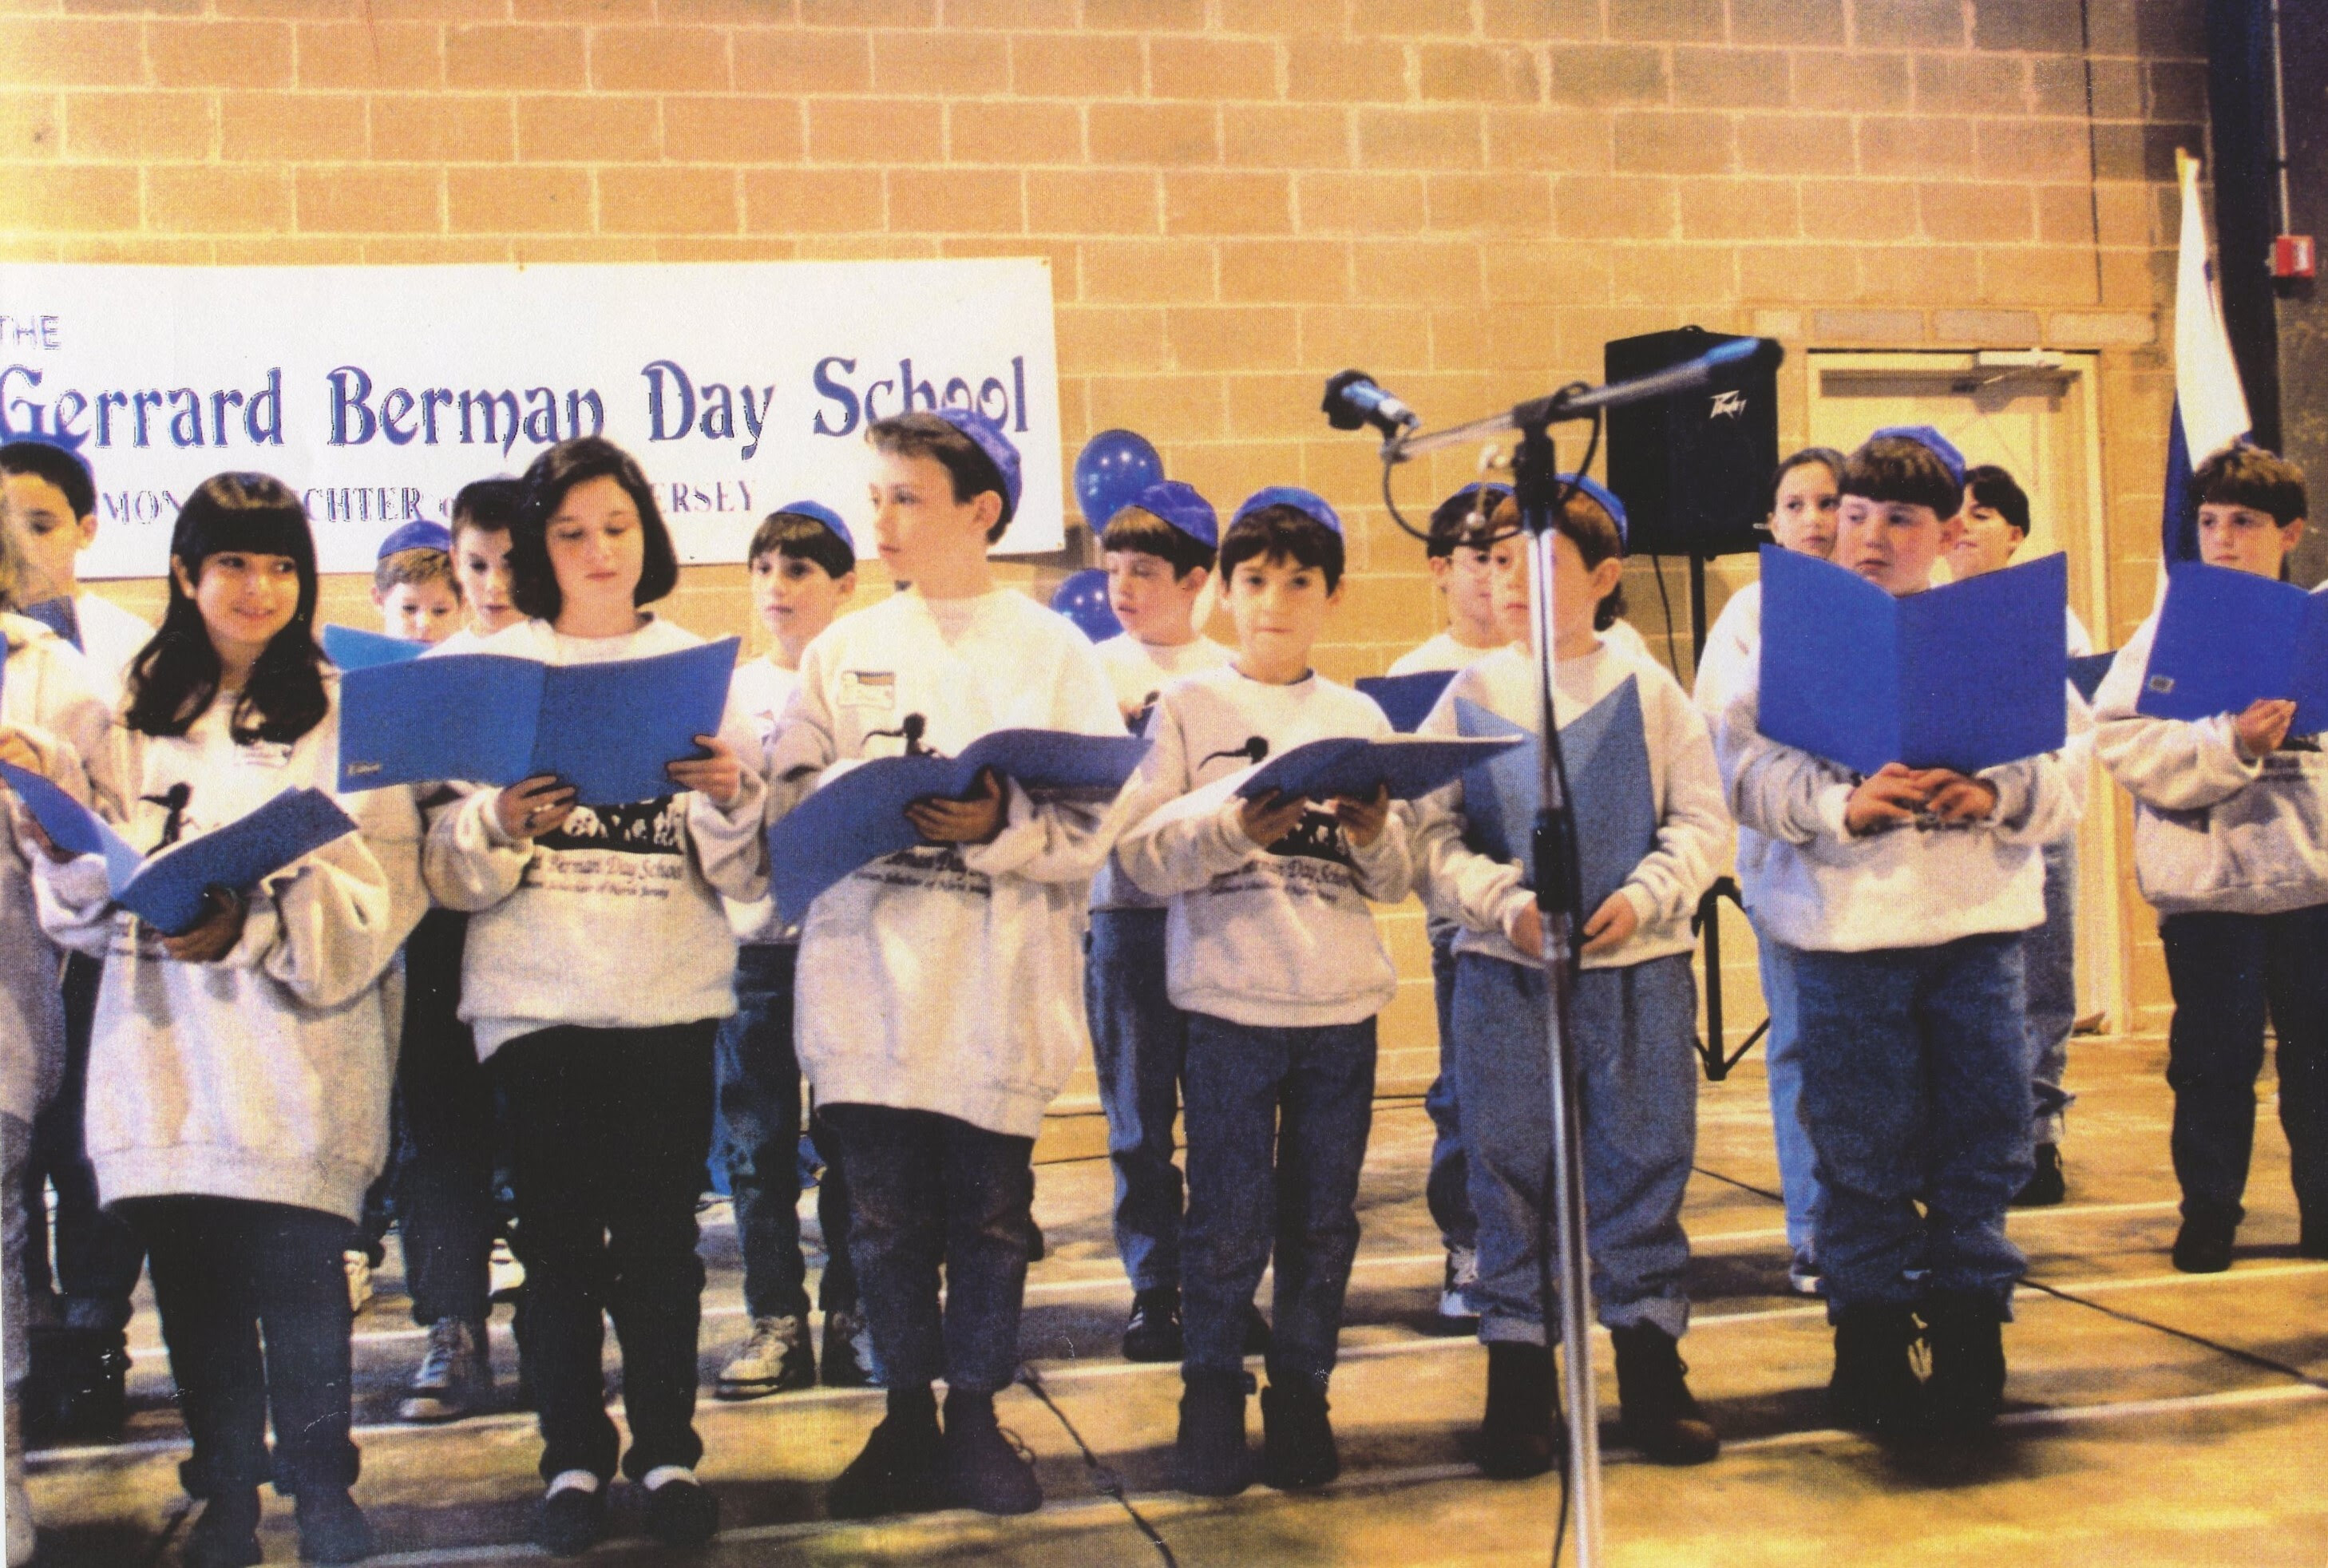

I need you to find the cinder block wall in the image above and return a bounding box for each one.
[0,0,2205,1045]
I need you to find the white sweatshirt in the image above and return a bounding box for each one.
[72,591,152,704]
[1,617,117,1126]
[1091,633,1235,912]
[2093,612,2328,917]
[726,655,802,945]
[420,617,768,1059]
[1694,584,2080,952]
[764,588,1126,1139]
[1412,641,1728,972]
[30,681,425,1222]
[1388,629,1503,677]
[1116,664,1414,1028]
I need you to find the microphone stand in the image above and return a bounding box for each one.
[1371,338,1781,1568]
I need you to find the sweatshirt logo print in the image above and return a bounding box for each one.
[1266,809,1356,868]
[537,796,684,856]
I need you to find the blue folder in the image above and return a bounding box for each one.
[2069,651,2117,706]
[2135,562,2328,735]
[1,762,356,935]
[1356,670,1459,734]
[1760,546,2068,777]
[322,624,428,671]
[1236,735,1522,806]
[338,637,741,806]
[766,728,1153,923]
[1455,679,1657,918]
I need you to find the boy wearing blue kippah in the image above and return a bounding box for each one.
[1087,481,1232,1363]
[715,504,867,1400]
[1118,488,1411,1497]
[373,520,462,646]
[1700,428,2082,1443]
[765,408,1124,1520]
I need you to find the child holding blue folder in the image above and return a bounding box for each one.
[1700,429,2080,1443]
[22,474,426,1566]
[713,501,869,1400]
[421,438,765,1555]
[1086,480,1229,1363]
[1412,482,1728,1472]
[1115,488,1411,1498]
[2092,445,2328,1274]
[762,409,1123,1521]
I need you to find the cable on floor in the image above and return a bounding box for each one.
[1688,1163,1787,1206]
[1018,1362,1182,1567]
[2018,1273,2328,1392]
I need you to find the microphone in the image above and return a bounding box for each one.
[1322,370,1420,440]
[1200,736,1270,770]
[869,712,932,756]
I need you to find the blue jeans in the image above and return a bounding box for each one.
[1789,934,2032,1316]
[1425,920,1476,1253]
[1086,910,1190,1293]
[1182,1013,1376,1388]
[2025,837,2080,1143]
[1453,952,1697,1344]
[1754,927,1819,1261]
[715,944,857,1320]
[394,910,495,1327]
[2158,905,2328,1227]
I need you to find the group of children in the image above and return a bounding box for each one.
[2,404,2324,1563]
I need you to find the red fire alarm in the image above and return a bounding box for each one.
[2275,235,2317,279]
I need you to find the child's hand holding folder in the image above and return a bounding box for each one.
[2235,699,2298,758]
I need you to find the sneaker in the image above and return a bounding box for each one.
[940,1389,1041,1515]
[1438,1247,1480,1326]
[640,1467,720,1547]
[488,1239,526,1302]
[342,1251,374,1317]
[1170,1368,1253,1497]
[828,1397,945,1519]
[1611,1323,1720,1465]
[535,1472,605,1558]
[1469,1340,1558,1480]
[1921,1292,2007,1435]
[1258,1376,1337,1490]
[2012,1142,2066,1207]
[183,1487,263,1568]
[1827,1305,1925,1442]
[1122,1287,1184,1363]
[1788,1249,1824,1297]
[718,1315,815,1400]
[293,1486,374,1564]
[2172,1214,2237,1274]
[822,1308,877,1388]
[398,1318,489,1423]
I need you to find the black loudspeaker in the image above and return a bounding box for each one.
[1603,326,1778,557]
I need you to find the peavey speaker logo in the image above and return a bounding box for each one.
[1708,390,1748,419]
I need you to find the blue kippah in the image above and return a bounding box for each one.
[775,498,856,557]
[1560,474,1628,548]
[1233,485,1342,537]
[1443,481,1514,515]
[377,520,453,559]
[1119,480,1218,550]
[929,406,1023,525]
[1867,425,1968,493]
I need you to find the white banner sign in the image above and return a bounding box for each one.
[0,259,1063,578]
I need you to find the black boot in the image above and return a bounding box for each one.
[1171,1368,1252,1497]
[1921,1292,2008,1436]
[940,1388,1041,1515]
[828,1387,946,1519]
[294,1486,375,1564]
[2172,1212,2237,1273]
[1827,1305,1926,1442]
[183,1487,263,1568]
[2011,1142,2065,1207]
[1611,1324,1720,1465]
[1122,1287,1185,1363]
[1471,1340,1558,1480]
[1258,1374,1337,1490]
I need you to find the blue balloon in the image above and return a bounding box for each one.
[1074,430,1166,531]
[1051,568,1122,643]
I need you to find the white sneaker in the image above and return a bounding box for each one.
[489,1239,526,1302]
[343,1250,374,1316]
[1439,1246,1480,1321]
[716,1315,813,1399]
[1788,1249,1824,1297]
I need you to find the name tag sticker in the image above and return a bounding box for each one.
[2146,675,2176,695]
[238,741,294,770]
[839,671,897,711]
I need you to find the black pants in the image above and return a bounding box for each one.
[492,1022,715,1484]
[820,1103,1034,1395]
[2160,905,2328,1227]
[394,911,497,1327]
[119,1197,357,1499]
[24,953,145,1336]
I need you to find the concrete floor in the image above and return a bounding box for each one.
[23,1031,2328,1566]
